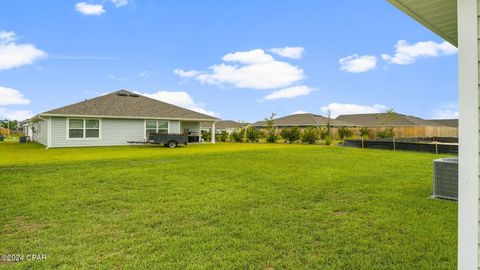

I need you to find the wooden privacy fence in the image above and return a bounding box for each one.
[331,126,458,139]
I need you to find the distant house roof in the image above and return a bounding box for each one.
[428,119,458,128]
[335,113,441,127]
[251,113,356,128]
[202,120,248,129]
[38,90,217,121]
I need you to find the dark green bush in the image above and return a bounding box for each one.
[325,136,332,145]
[280,127,301,143]
[338,126,353,140]
[216,130,228,142]
[230,129,244,142]
[302,127,318,144]
[266,130,278,143]
[246,127,260,142]
[202,130,211,142]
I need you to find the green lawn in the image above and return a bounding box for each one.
[0,142,457,269]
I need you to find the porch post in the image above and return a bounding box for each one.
[211,122,216,144]
[458,0,479,268]
[212,122,216,143]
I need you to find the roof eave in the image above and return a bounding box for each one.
[387,0,458,47]
[39,113,218,122]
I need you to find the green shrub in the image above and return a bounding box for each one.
[246,127,260,143]
[302,127,318,144]
[325,136,332,145]
[318,126,329,140]
[280,127,301,143]
[338,126,353,140]
[377,128,395,139]
[202,130,211,142]
[266,130,278,143]
[216,131,228,142]
[230,129,244,142]
[359,127,371,138]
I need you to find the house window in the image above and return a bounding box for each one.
[68,119,100,139]
[145,120,169,137]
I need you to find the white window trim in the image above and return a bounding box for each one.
[144,120,169,139]
[66,118,102,140]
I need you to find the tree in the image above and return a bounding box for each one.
[376,109,397,139]
[246,127,260,142]
[337,126,353,140]
[280,127,301,143]
[264,112,278,143]
[230,129,244,142]
[359,127,371,138]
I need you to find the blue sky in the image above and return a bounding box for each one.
[0,0,458,122]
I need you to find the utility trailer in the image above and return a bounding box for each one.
[128,132,188,148]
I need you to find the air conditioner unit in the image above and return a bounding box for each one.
[433,158,458,200]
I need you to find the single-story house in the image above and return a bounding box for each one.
[428,119,459,128]
[23,90,218,148]
[201,120,249,134]
[335,112,440,127]
[251,113,356,129]
[335,112,458,138]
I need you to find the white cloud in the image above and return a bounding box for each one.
[75,2,106,15]
[175,49,305,90]
[223,49,274,64]
[264,85,314,100]
[137,90,217,117]
[0,87,30,105]
[111,0,128,7]
[292,110,309,114]
[139,70,151,77]
[270,47,304,59]
[321,103,388,118]
[173,69,202,78]
[339,54,377,73]
[382,40,457,65]
[0,31,47,70]
[0,108,33,120]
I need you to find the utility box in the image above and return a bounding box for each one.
[433,158,458,200]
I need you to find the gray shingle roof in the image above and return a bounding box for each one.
[335,113,441,127]
[41,90,217,121]
[428,119,458,127]
[251,113,356,127]
[202,120,248,129]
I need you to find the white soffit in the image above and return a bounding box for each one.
[387,0,457,47]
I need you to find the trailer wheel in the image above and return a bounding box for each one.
[167,140,178,148]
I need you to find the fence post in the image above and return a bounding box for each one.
[393,137,396,151]
[361,137,364,149]
[435,140,438,155]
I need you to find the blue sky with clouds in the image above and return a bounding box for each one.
[0,0,458,121]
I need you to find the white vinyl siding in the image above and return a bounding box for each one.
[169,120,181,134]
[32,119,48,146]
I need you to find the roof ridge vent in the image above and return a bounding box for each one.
[129,94,140,97]
[117,93,128,97]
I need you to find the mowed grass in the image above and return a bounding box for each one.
[0,142,456,269]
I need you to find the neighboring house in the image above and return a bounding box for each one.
[201,120,249,134]
[251,113,355,129]
[428,119,458,128]
[335,113,441,127]
[335,112,457,138]
[23,90,218,148]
